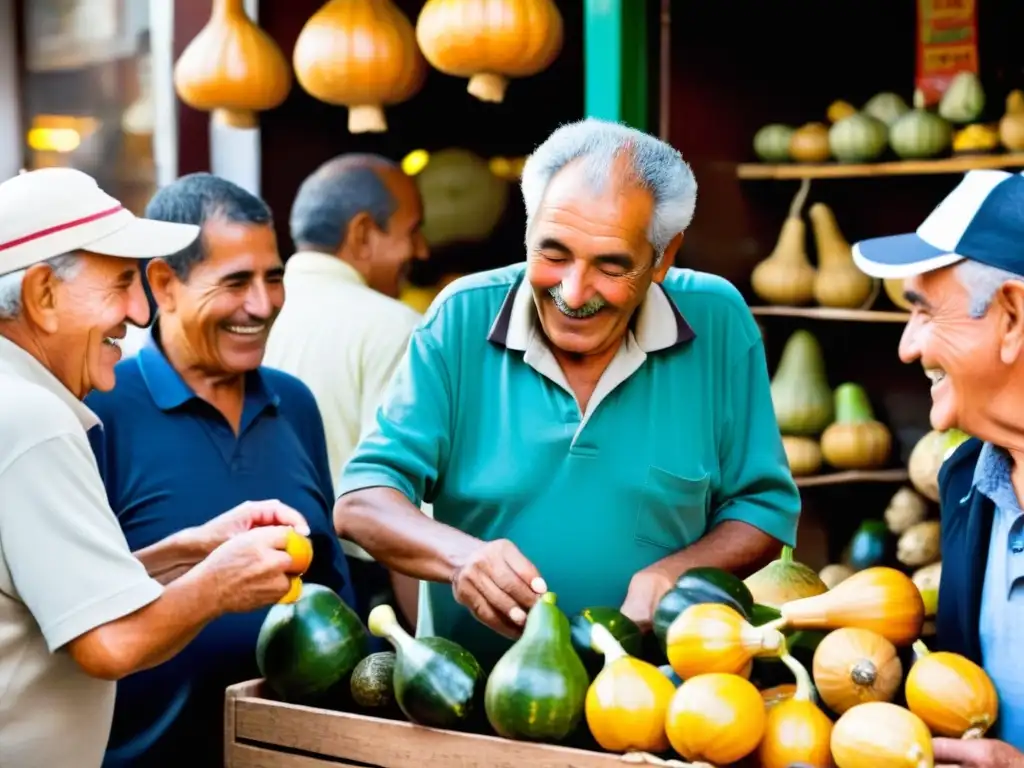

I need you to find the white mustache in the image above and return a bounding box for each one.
[548,284,607,318]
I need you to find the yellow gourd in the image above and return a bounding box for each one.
[172,0,292,128]
[809,202,876,308]
[820,383,892,470]
[783,436,823,476]
[905,640,999,739]
[766,567,925,647]
[758,652,834,768]
[665,673,766,765]
[293,0,426,133]
[416,0,564,103]
[790,123,832,162]
[999,89,1024,152]
[812,627,903,714]
[884,277,913,310]
[583,624,675,753]
[751,178,817,305]
[830,702,933,768]
[665,603,784,680]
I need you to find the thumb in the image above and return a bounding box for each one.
[931,736,976,764]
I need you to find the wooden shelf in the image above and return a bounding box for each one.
[736,153,1024,180]
[751,306,910,323]
[795,469,909,488]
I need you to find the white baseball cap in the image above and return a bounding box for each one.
[0,167,200,277]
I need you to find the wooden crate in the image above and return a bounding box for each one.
[225,679,697,768]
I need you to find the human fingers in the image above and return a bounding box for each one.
[236,500,310,535]
[931,737,977,766]
[485,557,538,620]
[453,579,521,639]
[497,540,546,594]
[469,565,529,626]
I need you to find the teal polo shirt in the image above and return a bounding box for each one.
[339,263,800,668]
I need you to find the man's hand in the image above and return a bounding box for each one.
[192,525,300,614]
[934,737,1024,768]
[196,499,310,553]
[620,569,674,633]
[451,539,546,639]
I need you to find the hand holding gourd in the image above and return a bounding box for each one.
[932,737,1024,768]
[619,569,674,633]
[451,538,547,638]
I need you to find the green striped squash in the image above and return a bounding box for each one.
[828,112,888,162]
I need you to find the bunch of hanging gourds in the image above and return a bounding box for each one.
[173,0,565,134]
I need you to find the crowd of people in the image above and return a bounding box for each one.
[0,119,1022,767]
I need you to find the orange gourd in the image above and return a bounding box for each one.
[293,0,426,133]
[665,603,784,680]
[830,702,933,768]
[766,567,925,646]
[173,0,292,128]
[759,652,834,768]
[415,0,564,103]
[905,639,999,739]
[762,683,798,709]
[284,528,313,574]
[665,673,765,765]
[812,627,902,715]
[583,624,675,753]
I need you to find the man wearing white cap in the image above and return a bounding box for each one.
[854,169,1024,765]
[0,168,313,768]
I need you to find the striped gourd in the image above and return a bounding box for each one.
[890,90,952,160]
[829,113,888,163]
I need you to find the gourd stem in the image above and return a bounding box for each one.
[589,623,627,663]
[909,745,929,768]
[348,105,387,134]
[467,72,508,103]
[912,639,931,658]
[780,651,814,702]
[780,546,794,564]
[763,616,789,633]
[741,624,783,655]
[211,0,246,18]
[849,659,877,686]
[540,591,558,606]
[788,177,811,218]
[367,604,411,649]
[962,726,986,740]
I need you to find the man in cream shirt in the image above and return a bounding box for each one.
[265,153,428,628]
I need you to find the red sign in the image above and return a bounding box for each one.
[915,0,979,105]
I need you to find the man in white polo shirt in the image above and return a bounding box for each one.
[0,168,312,768]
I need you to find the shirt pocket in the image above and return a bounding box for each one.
[634,465,710,551]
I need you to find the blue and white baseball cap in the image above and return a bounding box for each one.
[852,169,1024,279]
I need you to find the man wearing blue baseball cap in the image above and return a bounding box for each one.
[854,169,1024,766]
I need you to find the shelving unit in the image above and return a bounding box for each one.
[736,153,1024,180]
[750,306,910,323]
[794,469,910,488]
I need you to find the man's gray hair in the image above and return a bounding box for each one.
[290,153,398,251]
[520,118,697,264]
[0,253,82,320]
[957,259,1024,318]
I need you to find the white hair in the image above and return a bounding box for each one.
[956,259,1024,318]
[520,118,697,264]
[0,253,82,320]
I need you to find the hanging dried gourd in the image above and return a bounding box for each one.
[293,0,426,134]
[173,0,292,128]
[416,0,564,104]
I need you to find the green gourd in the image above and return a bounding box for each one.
[569,606,643,680]
[368,604,484,730]
[770,330,834,436]
[828,112,888,162]
[485,592,589,742]
[256,583,370,704]
[863,91,910,127]
[754,124,796,162]
[350,651,397,710]
[890,90,953,159]
[939,71,985,124]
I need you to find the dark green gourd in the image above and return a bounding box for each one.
[368,604,484,730]
[652,566,755,653]
[256,583,369,704]
[569,606,643,679]
[350,651,397,710]
[484,592,589,742]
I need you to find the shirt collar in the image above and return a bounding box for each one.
[0,333,100,430]
[285,251,367,287]
[974,441,1019,513]
[487,268,697,353]
[136,321,280,413]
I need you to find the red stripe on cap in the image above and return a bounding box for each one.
[0,205,124,252]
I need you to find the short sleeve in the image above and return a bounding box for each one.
[712,338,801,547]
[337,326,452,506]
[0,433,163,651]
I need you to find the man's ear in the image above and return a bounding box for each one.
[996,279,1024,364]
[146,259,178,313]
[653,233,683,282]
[342,211,376,262]
[20,263,62,333]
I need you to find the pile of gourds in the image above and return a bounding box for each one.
[174,0,564,133]
[254,545,1000,768]
[752,77,989,165]
[769,328,893,478]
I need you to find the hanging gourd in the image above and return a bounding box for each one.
[173,0,292,129]
[415,0,564,104]
[293,0,426,134]
[905,639,999,739]
[414,149,511,248]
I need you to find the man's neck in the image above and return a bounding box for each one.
[156,323,245,422]
[0,321,84,399]
[550,337,624,413]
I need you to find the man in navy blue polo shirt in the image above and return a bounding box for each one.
[85,173,356,768]
[853,170,1024,766]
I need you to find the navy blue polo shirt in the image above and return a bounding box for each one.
[84,330,355,768]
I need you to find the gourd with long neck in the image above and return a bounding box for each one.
[820,382,892,469]
[810,201,876,308]
[484,592,589,742]
[770,329,834,436]
[751,178,817,305]
[758,651,833,768]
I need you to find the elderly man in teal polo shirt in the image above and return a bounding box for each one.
[335,119,800,667]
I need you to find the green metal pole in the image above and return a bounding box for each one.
[583,0,649,131]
